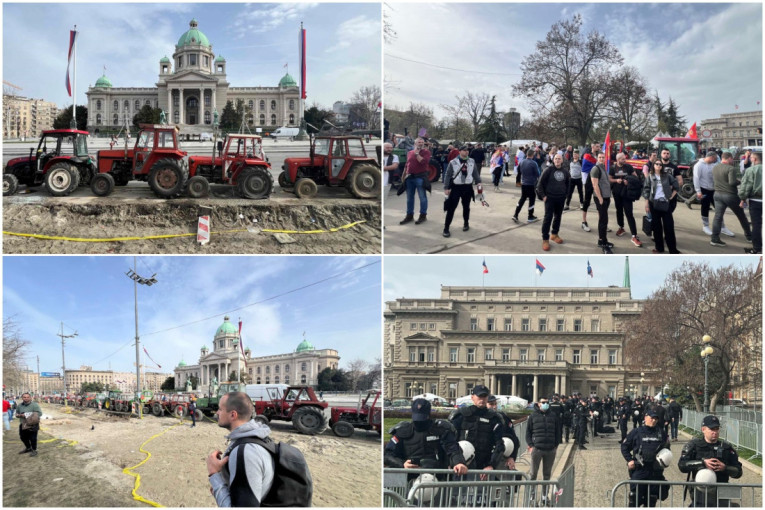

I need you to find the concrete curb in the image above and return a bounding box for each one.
[551,439,576,479]
[678,429,762,476]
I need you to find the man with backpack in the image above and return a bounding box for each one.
[207,392,312,507]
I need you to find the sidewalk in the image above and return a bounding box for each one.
[383,180,758,254]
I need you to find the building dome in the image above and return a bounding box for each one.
[160,56,171,63]
[296,336,314,353]
[178,360,187,367]
[215,55,226,62]
[177,19,211,48]
[215,315,238,337]
[279,73,297,88]
[94,73,112,88]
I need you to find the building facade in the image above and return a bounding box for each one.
[174,316,340,391]
[3,95,59,139]
[12,367,170,396]
[385,279,656,403]
[699,110,763,148]
[85,19,301,134]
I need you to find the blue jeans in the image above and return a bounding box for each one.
[405,176,427,215]
[670,419,679,439]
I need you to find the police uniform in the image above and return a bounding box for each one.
[574,400,590,448]
[562,397,575,442]
[631,400,644,429]
[620,410,670,507]
[589,398,603,437]
[548,397,565,443]
[617,399,631,443]
[449,387,505,469]
[678,415,743,507]
[494,409,521,467]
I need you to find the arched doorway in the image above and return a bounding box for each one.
[186,96,199,125]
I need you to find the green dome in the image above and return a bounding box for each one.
[279,73,297,87]
[177,19,211,48]
[296,338,314,353]
[215,315,237,336]
[95,74,112,88]
[178,360,187,367]
[160,56,170,63]
[215,55,226,62]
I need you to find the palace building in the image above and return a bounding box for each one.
[384,261,658,402]
[85,19,300,134]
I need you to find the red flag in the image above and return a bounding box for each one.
[685,122,698,140]
[142,347,161,369]
[298,26,307,100]
[238,319,246,358]
[65,29,77,96]
[604,131,611,173]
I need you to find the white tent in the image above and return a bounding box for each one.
[412,393,449,405]
[455,394,528,410]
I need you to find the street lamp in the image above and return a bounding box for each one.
[126,257,158,419]
[701,335,714,413]
[57,323,78,407]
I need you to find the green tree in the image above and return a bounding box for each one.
[664,97,687,137]
[132,105,161,128]
[219,101,241,131]
[476,96,506,144]
[53,105,88,131]
[304,103,335,133]
[160,377,175,391]
[80,382,105,393]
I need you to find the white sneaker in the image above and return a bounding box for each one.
[581,222,591,232]
[721,226,735,237]
[702,225,713,235]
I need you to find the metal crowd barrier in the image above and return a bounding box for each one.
[384,465,575,507]
[608,479,762,508]
[681,408,763,459]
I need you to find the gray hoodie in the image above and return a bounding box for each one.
[210,420,275,507]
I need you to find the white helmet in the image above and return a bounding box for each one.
[656,448,673,469]
[593,411,599,417]
[459,440,475,464]
[634,410,640,416]
[695,469,718,485]
[502,437,515,457]
[408,473,439,504]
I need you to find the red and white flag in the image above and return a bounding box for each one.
[238,318,246,358]
[142,347,162,369]
[685,122,698,140]
[298,25,307,99]
[65,29,77,96]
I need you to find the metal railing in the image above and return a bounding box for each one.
[714,405,763,424]
[609,479,762,507]
[681,408,762,458]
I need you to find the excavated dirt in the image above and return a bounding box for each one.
[2,199,381,254]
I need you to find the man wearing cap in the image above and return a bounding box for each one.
[449,385,505,473]
[525,397,562,504]
[678,415,742,507]
[442,146,483,238]
[617,397,631,444]
[384,398,468,475]
[621,408,671,507]
[487,395,521,470]
[739,148,762,254]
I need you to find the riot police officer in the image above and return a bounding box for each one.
[617,397,631,444]
[450,385,505,472]
[487,395,520,470]
[384,398,468,475]
[574,398,590,449]
[561,395,574,443]
[589,396,603,437]
[631,398,644,429]
[678,415,743,507]
[621,409,671,507]
[548,395,565,443]
[604,396,614,423]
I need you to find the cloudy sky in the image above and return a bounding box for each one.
[3,3,381,110]
[385,2,762,124]
[384,255,760,302]
[4,256,381,376]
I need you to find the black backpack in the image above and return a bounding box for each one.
[230,436,313,507]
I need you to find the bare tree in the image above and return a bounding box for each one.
[606,66,654,143]
[512,14,622,146]
[346,359,369,391]
[383,3,397,44]
[624,262,761,412]
[3,316,30,393]
[447,91,490,140]
[350,85,381,130]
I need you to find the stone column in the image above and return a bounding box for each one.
[489,374,495,393]
[179,88,184,125]
[555,375,560,395]
[167,89,173,124]
[561,374,567,396]
[511,374,517,396]
[533,374,538,403]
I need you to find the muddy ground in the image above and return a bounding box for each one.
[2,194,381,254]
[2,403,382,507]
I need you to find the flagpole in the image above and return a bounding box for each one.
[72,25,77,129]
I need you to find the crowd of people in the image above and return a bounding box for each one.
[384,389,744,507]
[385,138,761,254]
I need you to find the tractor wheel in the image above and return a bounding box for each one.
[253,414,269,425]
[91,173,115,197]
[3,173,19,196]
[186,175,210,198]
[291,406,328,435]
[104,400,111,410]
[114,172,131,186]
[680,181,695,200]
[45,162,78,197]
[278,171,292,189]
[331,420,355,438]
[148,158,188,198]
[152,403,163,417]
[194,409,204,422]
[427,161,440,183]
[346,164,381,199]
[238,166,273,199]
[174,405,187,418]
[294,178,318,199]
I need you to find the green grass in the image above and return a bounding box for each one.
[384,417,408,442]
[679,425,761,468]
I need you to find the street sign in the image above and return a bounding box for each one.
[41,372,61,378]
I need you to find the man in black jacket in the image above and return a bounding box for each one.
[525,398,562,504]
[621,408,670,507]
[666,398,683,441]
[450,385,505,473]
[487,395,521,470]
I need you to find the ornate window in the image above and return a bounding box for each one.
[204,111,211,124]
[248,100,254,110]
[189,54,197,66]
[289,114,295,124]
[301,362,307,372]
[284,364,290,372]
[275,376,279,384]
[145,100,151,107]
[270,100,276,110]
[124,100,129,111]
[301,375,306,384]
[113,100,119,111]
[259,114,265,125]
[113,114,119,125]
[96,114,102,125]
[270,114,276,125]
[135,100,140,111]
[173,111,179,123]
[289,99,295,110]
[204,94,211,107]
[275,365,280,373]
[259,100,265,110]
[96,100,102,110]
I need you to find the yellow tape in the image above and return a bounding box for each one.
[2,220,366,242]
[122,421,184,508]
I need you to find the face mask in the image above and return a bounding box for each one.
[540,403,550,412]
[460,154,468,160]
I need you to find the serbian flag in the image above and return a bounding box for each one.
[603,131,611,173]
[142,347,162,369]
[685,122,698,140]
[581,152,597,180]
[298,26,307,99]
[238,318,246,358]
[482,259,489,274]
[65,29,77,96]
[535,258,546,276]
[587,260,594,278]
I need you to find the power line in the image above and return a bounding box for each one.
[385,53,523,77]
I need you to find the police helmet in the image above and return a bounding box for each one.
[634,410,640,416]
[408,473,439,504]
[593,410,599,417]
[695,468,718,485]
[502,437,515,457]
[459,440,476,464]
[656,448,673,468]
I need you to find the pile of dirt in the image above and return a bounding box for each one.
[2,200,381,254]
[3,404,381,507]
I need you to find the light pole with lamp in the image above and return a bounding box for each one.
[640,372,645,397]
[125,258,158,419]
[56,323,78,407]
[701,335,714,413]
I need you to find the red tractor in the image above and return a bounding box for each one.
[280,135,381,199]
[329,390,382,437]
[3,129,96,196]
[626,136,701,200]
[251,385,330,435]
[186,134,273,199]
[91,124,188,198]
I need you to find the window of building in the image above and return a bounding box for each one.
[484,348,493,360]
[573,319,582,332]
[274,376,279,384]
[173,111,179,123]
[557,306,564,311]
[487,318,495,331]
[204,110,211,124]
[259,114,265,125]
[271,114,276,125]
[573,349,581,364]
[520,348,528,361]
[178,56,183,68]
[418,323,426,330]
[204,95,211,107]
[575,306,582,312]
[450,348,458,362]
[502,348,510,361]
[271,100,276,110]
[556,319,565,332]
[411,323,418,330]
[470,305,477,310]
[504,318,512,331]
[289,99,295,110]
[274,365,280,374]
[539,318,547,331]
[248,100,254,110]
[523,306,530,311]
[428,323,436,330]
[301,375,306,384]
[449,382,457,399]
[285,364,289,372]
[284,375,289,384]
[248,368,253,375]
[591,319,600,332]
[470,318,478,331]
[204,55,209,67]
[113,100,119,111]
[256,366,261,375]
[266,366,270,374]
[113,114,119,125]
[555,348,563,361]
[592,306,600,312]
[419,349,425,362]
[96,99,102,110]
[467,348,475,363]
[537,348,545,361]
[124,100,129,111]
[521,318,530,331]
[505,305,512,311]
[259,100,265,110]
[609,349,617,365]
[96,113,102,125]
[301,362,307,371]
[427,348,435,362]
[289,114,295,125]
[135,100,140,111]
[590,349,599,364]
[256,377,261,383]
[188,54,197,66]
